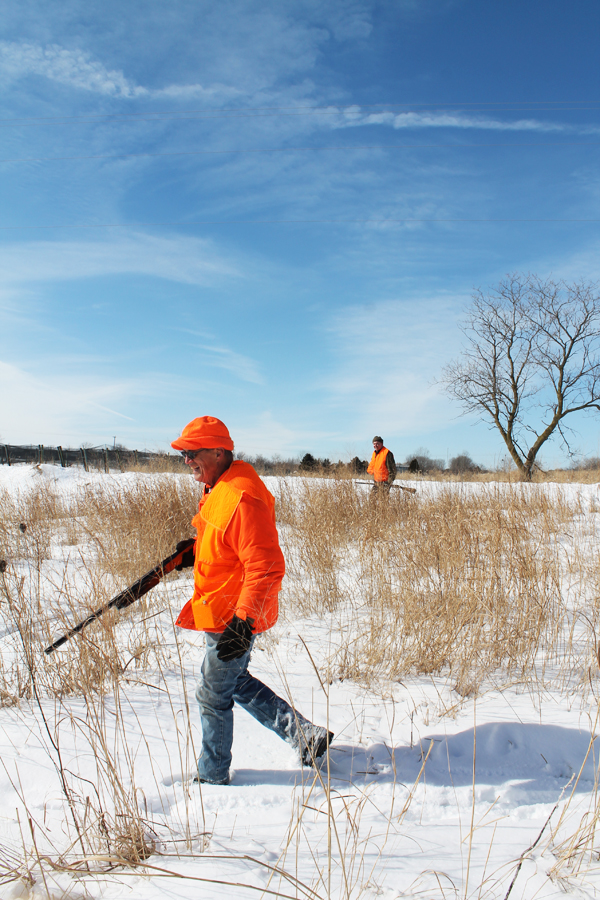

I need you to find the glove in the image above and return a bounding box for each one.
[174,539,195,570]
[216,615,255,661]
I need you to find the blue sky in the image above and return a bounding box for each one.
[1,0,600,467]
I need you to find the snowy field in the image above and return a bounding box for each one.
[1,464,600,900]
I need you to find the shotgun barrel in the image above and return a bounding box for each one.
[44,538,195,654]
[355,480,417,494]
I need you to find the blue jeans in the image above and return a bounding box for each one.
[195,633,323,784]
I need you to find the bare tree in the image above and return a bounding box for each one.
[441,275,600,480]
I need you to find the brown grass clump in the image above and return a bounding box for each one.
[78,475,198,583]
[0,470,585,699]
[384,466,600,485]
[276,478,363,613]
[0,482,61,564]
[0,472,204,884]
[275,478,574,693]
[124,453,189,475]
[0,474,199,700]
[0,467,598,892]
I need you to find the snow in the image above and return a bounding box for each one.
[1,464,600,899]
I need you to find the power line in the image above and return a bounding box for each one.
[2,105,600,128]
[0,217,598,231]
[1,140,599,164]
[1,100,599,124]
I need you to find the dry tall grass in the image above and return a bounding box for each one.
[0,469,599,895]
[78,475,198,581]
[0,474,205,889]
[276,478,582,694]
[1,476,198,698]
[0,473,587,701]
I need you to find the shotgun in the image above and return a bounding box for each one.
[355,480,417,495]
[44,538,195,654]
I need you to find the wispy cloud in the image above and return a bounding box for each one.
[3,38,580,139]
[0,3,374,107]
[0,359,142,443]
[326,296,465,438]
[234,411,331,457]
[153,83,242,101]
[337,108,572,133]
[322,0,373,40]
[0,234,242,286]
[0,41,240,101]
[194,344,265,385]
[530,237,600,284]
[0,42,146,98]
[169,328,265,385]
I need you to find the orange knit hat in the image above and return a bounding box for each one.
[171,416,234,451]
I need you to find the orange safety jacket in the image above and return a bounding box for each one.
[367,447,391,482]
[175,461,285,634]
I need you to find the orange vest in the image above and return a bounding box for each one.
[176,461,285,634]
[367,447,390,482]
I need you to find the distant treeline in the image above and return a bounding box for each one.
[236,452,374,476]
[1,445,483,476]
[293,452,480,475]
[5,444,600,477]
[241,453,412,475]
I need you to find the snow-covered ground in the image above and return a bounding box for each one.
[1,464,600,900]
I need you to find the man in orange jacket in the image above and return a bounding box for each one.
[367,435,397,494]
[172,416,333,785]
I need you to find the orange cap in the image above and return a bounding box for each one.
[171,416,234,451]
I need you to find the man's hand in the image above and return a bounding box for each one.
[216,615,255,661]
[174,539,195,570]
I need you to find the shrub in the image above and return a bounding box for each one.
[449,453,482,474]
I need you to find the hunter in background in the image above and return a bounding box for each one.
[367,435,397,494]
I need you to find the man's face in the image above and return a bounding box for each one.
[373,440,383,453]
[183,448,224,486]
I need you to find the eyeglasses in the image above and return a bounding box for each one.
[180,449,210,461]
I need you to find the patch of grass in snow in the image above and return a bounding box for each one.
[0,474,207,888]
[2,471,600,896]
[275,478,592,695]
